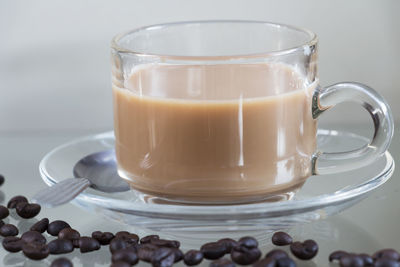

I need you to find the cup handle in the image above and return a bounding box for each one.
[312,82,394,175]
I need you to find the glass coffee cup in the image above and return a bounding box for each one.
[111,21,393,204]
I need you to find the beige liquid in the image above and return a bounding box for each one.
[113,63,317,203]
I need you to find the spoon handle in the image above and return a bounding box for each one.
[32,178,91,208]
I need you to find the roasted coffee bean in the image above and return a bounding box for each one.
[30,218,49,233]
[138,243,158,262]
[172,248,184,262]
[16,202,41,219]
[210,257,236,267]
[91,231,114,245]
[0,205,9,219]
[2,236,24,252]
[373,249,400,261]
[218,238,238,253]
[109,236,138,253]
[58,228,80,243]
[72,239,79,248]
[7,195,28,209]
[0,223,18,236]
[272,232,293,246]
[151,247,176,267]
[48,239,74,254]
[184,249,204,266]
[112,248,139,265]
[115,231,139,243]
[374,258,400,267]
[231,246,261,265]
[140,234,160,244]
[50,257,73,267]
[115,231,130,236]
[238,236,258,249]
[22,242,50,260]
[290,240,318,260]
[358,253,373,266]
[276,257,296,267]
[111,261,131,267]
[79,236,100,253]
[0,174,4,186]
[151,238,180,248]
[329,250,349,262]
[339,255,364,267]
[253,258,276,267]
[21,231,46,244]
[47,220,71,236]
[265,249,289,260]
[254,257,297,267]
[201,242,227,260]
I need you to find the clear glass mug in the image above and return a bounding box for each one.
[111,21,393,204]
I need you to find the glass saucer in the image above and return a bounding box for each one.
[39,130,394,236]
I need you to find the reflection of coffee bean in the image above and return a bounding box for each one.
[16,202,41,219]
[358,253,373,265]
[183,249,204,266]
[231,245,261,265]
[22,242,50,260]
[373,249,400,261]
[339,255,364,267]
[50,257,73,267]
[374,258,400,267]
[58,228,80,243]
[265,249,289,260]
[272,231,293,246]
[79,236,101,253]
[30,218,49,233]
[0,205,9,219]
[210,257,236,267]
[151,238,180,248]
[47,220,71,236]
[201,242,226,260]
[329,250,348,262]
[21,231,46,244]
[92,231,114,245]
[48,239,74,255]
[140,234,159,244]
[238,236,258,249]
[0,224,19,237]
[0,174,4,186]
[2,236,24,252]
[109,236,138,253]
[138,243,158,262]
[7,195,28,209]
[217,238,238,254]
[290,240,318,260]
[151,247,175,267]
[111,248,138,265]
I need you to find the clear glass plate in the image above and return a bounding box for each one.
[39,130,394,236]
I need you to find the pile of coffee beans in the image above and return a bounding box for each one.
[0,176,398,267]
[330,249,400,267]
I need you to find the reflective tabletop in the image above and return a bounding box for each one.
[0,124,398,266]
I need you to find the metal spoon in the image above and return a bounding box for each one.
[32,150,130,207]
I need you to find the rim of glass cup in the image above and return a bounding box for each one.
[111,20,318,60]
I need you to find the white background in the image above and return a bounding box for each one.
[1,0,399,133]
